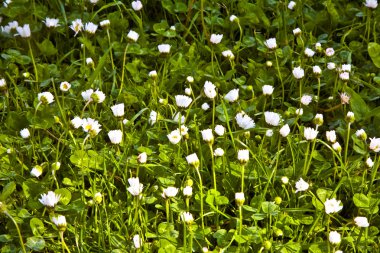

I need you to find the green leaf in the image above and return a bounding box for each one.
[261,201,280,216]
[215,196,229,206]
[368,42,380,68]
[55,188,72,205]
[37,39,58,56]
[26,236,45,251]
[345,87,369,121]
[0,181,16,201]
[353,193,370,208]
[0,234,12,243]
[309,242,328,253]
[316,188,334,203]
[30,218,45,236]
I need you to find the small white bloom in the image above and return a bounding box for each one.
[70,19,83,36]
[224,88,239,102]
[100,19,110,28]
[315,42,322,50]
[52,215,67,229]
[264,112,281,126]
[314,114,324,126]
[3,0,11,7]
[163,186,179,198]
[39,191,60,207]
[324,198,343,214]
[183,186,193,197]
[30,165,43,178]
[201,103,210,111]
[295,108,303,116]
[293,28,301,36]
[326,130,337,143]
[281,176,289,184]
[167,129,181,144]
[127,177,143,196]
[8,21,19,30]
[91,89,105,103]
[335,251,343,253]
[131,0,143,11]
[346,111,355,122]
[288,1,296,9]
[201,129,214,143]
[149,111,157,125]
[175,95,192,108]
[365,0,378,8]
[60,81,71,92]
[16,24,31,38]
[94,192,102,204]
[369,137,380,152]
[325,48,335,57]
[44,18,60,28]
[123,119,129,125]
[295,178,309,193]
[20,128,30,139]
[170,25,176,31]
[90,0,99,4]
[158,44,171,53]
[138,152,147,163]
[229,15,238,22]
[304,48,315,57]
[266,129,273,137]
[38,92,54,104]
[111,103,125,117]
[214,125,225,136]
[279,124,290,137]
[235,111,255,130]
[71,117,83,129]
[329,231,341,244]
[235,192,245,206]
[354,216,370,227]
[301,95,312,105]
[133,234,142,249]
[86,58,94,66]
[186,153,199,168]
[332,142,342,153]
[210,34,223,44]
[84,22,98,34]
[148,71,157,80]
[340,72,349,80]
[222,50,234,60]
[204,81,217,99]
[127,30,139,42]
[214,148,224,157]
[186,76,194,83]
[108,130,122,144]
[304,127,318,140]
[341,64,351,72]
[81,118,102,136]
[0,78,6,88]
[313,66,322,75]
[185,88,192,95]
[327,62,336,70]
[366,157,374,168]
[356,129,367,141]
[340,92,350,104]
[292,66,304,79]
[262,85,274,95]
[264,38,277,49]
[238,149,249,163]
[181,212,194,224]
[179,125,188,136]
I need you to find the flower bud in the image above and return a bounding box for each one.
[235,192,245,206]
[94,192,102,204]
[274,197,282,205]
[346,111,355,123]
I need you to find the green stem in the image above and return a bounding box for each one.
[274,51,284,106]
[241,164,245,193]
[238,205,243,251]
[4,211,26,253]
[195,168,205,233]
[183,222,187,252]
[166,199,170,223]
[189,227,193,253]
[59,231,71,253]
[28,39,38,83]
[302,142,310,176]
[344,123,351,165]
[119,44,129,96]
